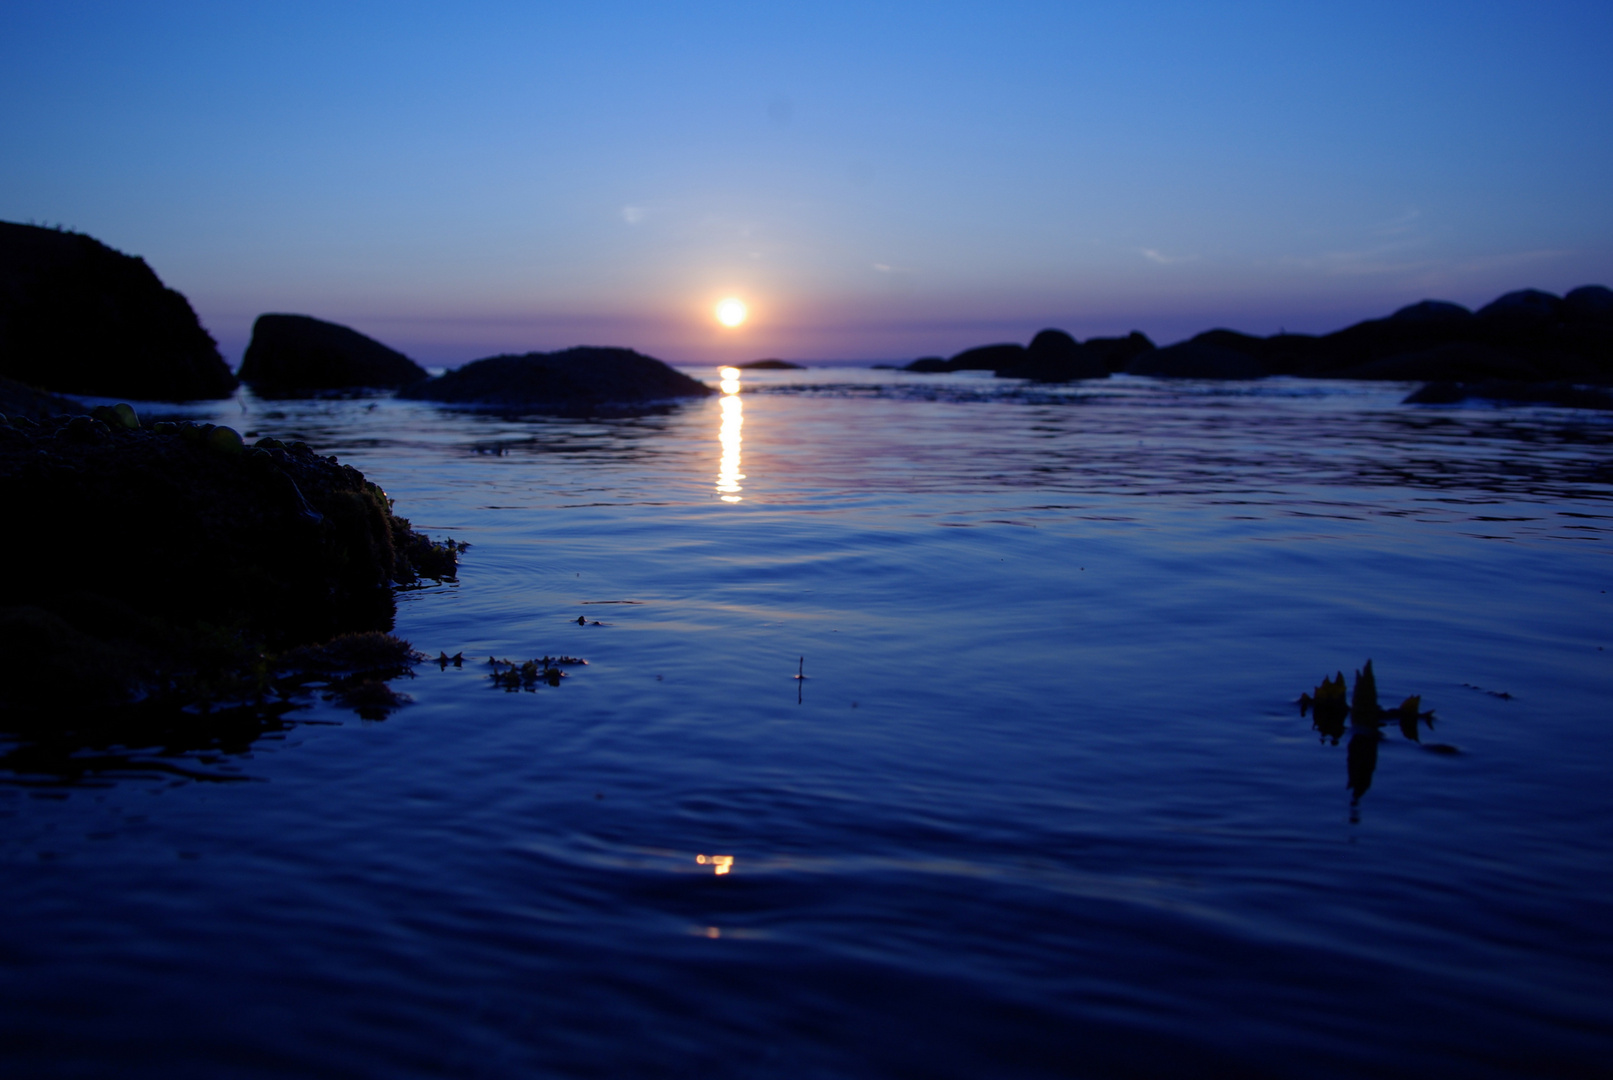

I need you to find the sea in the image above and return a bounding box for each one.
[3,366,1611,1078]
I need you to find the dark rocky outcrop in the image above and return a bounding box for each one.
[737,359,806,370]
[400,346,713,412]
[0,407,457,720]
[899,286,1611,388]
[239,313,428,395]
[1328,342,1538,382]
[1082,332,1156,373]
[901,332,1150,381]
[1125,339,1266,379]
[948,343,1027,372]
[0,222,237,400]
[996,329,1109,381]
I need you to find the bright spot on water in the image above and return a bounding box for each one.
[696,854,735,875]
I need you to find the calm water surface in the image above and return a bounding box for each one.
[4,369,1611,1078]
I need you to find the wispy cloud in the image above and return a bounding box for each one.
[1371,208,1422,237]
[620,206,647,225]
[1140,248,1199,265]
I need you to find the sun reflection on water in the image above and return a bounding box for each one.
[696,854,735,875]
[716,368,743,502]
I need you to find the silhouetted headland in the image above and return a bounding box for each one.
[239,313,429,396]
[0,222,237,401]
[737,359,806,370]
[0,405,458,725]
[400,346,714,413]
[910,287,1613,405]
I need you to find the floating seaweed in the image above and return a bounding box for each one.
[1298,660,1445,812]
[486,654,589,691]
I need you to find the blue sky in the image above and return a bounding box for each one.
[3,1,1610,365]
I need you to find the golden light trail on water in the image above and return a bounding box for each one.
[716,367,743,502]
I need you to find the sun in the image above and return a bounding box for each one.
[715,297,748,328]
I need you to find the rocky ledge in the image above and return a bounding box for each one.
[0,406,459,724]
[400,346,713,413]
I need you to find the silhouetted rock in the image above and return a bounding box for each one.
[1330,342,1541,381]
[0,408,456,720]
[1563,285,1613,322]
[946,343,1025,372]
[917,285,1613,385]
[0,222,236,401]
[400,346,712,412]
[737,359,806,370]
[1404,379,1613,410]
[0,375,81,418]
[997,329,1109,381]
[1475,288,1562,323]
[1083,331,1156,372]
[1125,340,1266,379]
[240,313,427,395]
[1386,299,1473,325]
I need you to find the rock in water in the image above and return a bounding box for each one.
[239,313,429,395]
[1125,340,1267,379]
[996,329,1109,382]
[399,346,713,412]
[0,221,237,400]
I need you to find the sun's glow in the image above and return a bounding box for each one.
[715,298,748,328]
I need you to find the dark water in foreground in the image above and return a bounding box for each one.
[4,369,1611,1078]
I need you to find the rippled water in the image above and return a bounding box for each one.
[4,369,1611,1078]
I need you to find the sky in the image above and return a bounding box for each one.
[3,0,1611,367]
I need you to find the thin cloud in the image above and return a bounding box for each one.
[1372,208,1422,236]
[1140,248,1199,265]
[620,206,648,225]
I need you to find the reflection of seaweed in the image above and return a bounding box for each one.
[277,631,423,720]
[1299,660,1442,811]
[0,632,423,784]
[0,700,303,786]
[487,654,588,691]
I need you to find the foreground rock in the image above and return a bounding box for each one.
[0,222,237,400]
[239,313,429,395]
[0,407,458,721]
[0,375,81,418]
[400,346,713,412]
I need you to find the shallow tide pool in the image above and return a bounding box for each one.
[4,368,1611,1078]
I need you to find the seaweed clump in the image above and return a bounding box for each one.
[0,407,460,727]
[1299,660,1444,810]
